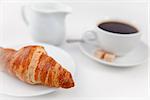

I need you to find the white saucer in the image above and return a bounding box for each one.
[79,41,148,67]
[0,42,76,97]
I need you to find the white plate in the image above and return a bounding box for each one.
[0,42,76,97]
[79,41,148,67]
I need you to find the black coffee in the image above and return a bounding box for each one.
[98,21,138,34]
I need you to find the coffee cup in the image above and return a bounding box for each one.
[83,18,141,56]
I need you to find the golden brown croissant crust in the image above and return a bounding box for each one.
[0,46,74,88]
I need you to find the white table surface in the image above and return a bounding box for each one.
[0,1,149,99]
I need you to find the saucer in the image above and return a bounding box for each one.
[79,41,148,67]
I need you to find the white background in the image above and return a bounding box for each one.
[0,0,149,99]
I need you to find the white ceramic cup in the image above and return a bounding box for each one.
[83,18,141,56]
[21,3,71,46]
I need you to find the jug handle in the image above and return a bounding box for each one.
[21,5,29,25]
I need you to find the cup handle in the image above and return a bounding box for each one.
[21,5,29,25]
[82,30,99,46]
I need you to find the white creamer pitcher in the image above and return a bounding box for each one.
[21,3,71,45]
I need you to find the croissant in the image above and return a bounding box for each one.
[0,46,74,88]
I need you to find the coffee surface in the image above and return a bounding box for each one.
[98,21,138,34]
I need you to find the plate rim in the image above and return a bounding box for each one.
[0,87,56,97]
